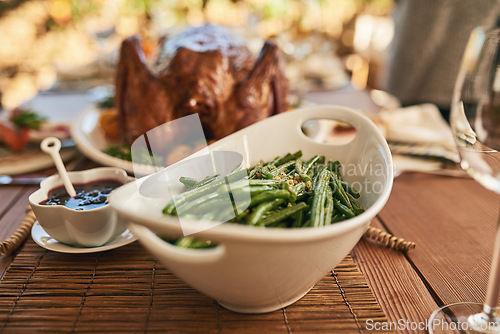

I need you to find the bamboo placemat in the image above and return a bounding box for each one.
[0,239,393,333]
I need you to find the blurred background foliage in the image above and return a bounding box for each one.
[0,0,394,108]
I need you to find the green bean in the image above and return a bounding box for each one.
[250,189,294,207]
[292,182,306,197]
[218,179,279,194]
[176,191,223,214]
[342,181,360,199]
[231,210,249,223]
[248,198,286,225]
[233,185,275,197]
[189,197,229,215]
[267,156,281,167]
[162,169,248,214]
[304,155,324,173]
[311,168,330,227]
[292,209,305,227]
[189,174,221,190]
[212,186,276,218]
[199,210,219,221]
[275,150,302,166]
[331,213,346,223]
[261,165,275,179]
[248,164,261,179]
[330,171,352,209]
[324,186,334,226]
[163,201,177,215]
[334,199,355,218]
[175,237,215,249]
[327,160,342,178]
[179,176,198,188]
[214,203,240,222]
[295,159,312,182]
[285,168,298,179]
[351,200,365,215]
[278,178,291,191]
[312,165,327,190]
[259,202,308,226]
[275,153,291,165]
[268,160,296,178]
[176,184,275,220]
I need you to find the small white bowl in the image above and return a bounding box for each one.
[29,167,131,247]
[111,105,393,313]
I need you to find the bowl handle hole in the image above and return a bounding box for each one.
[301,119,357,145]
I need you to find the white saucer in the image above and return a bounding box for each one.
[31,221,137,254]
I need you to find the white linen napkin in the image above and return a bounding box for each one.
[377,103,459,163]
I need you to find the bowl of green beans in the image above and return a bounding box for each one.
[110,105,393,313]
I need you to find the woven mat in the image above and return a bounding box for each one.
[0,239,392,333]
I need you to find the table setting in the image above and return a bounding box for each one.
[0,12,499,334]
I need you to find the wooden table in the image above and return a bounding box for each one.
[1,89,499,333]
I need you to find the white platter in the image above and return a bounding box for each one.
[0,91,94,175]
[71,107,159,176]
[71,107,130,172]
[31,221,137,254]
[0,146,77,175]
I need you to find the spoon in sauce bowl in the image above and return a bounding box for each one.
[40,137,76,198]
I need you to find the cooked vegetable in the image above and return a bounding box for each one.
[310,168,330,227]
[97,95,115,109]
[98,109,119,141]
[103,145,132,161]
[258,202,308,227]
[248,198,286,225]
[161,151,366,247]
[0,123,29,152]
[179,176,199,189]
[10,109,46,129]
[0,109,47,152]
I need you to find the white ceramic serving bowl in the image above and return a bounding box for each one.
[110,105,393,313]
[29,167,131,247]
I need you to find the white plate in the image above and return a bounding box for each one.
[71,107,158,175]
[31,221,137,254]
[20,91,96,125]
[0,91,95,175]
[0,146,77,175]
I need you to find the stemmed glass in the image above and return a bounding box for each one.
[428,25,500,333]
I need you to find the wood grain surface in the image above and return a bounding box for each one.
[379,173,500,306]
[0,241,391,333]
[352,219,440,334]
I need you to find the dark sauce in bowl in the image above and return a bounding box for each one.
[40,179,123,211]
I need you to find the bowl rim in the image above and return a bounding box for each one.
[110,105,394,243]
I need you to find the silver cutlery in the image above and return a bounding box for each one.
[0,175,45,185]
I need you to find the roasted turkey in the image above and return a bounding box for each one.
[115,24,289,146]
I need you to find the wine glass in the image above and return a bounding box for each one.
[428,25,500,333]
